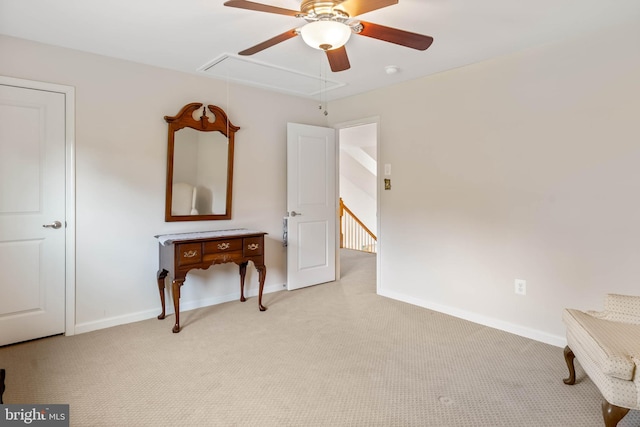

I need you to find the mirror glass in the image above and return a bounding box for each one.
[164,103,239,222]
[172,128,228,216]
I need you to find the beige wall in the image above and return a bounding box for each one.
[328,21,640,345]
[0,35,326,333]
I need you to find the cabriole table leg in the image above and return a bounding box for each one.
[257,265,267,311]
[239,262,248,302]
[157,269,168,320]
[171,279,185,333]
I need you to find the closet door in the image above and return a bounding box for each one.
[0,83,67,346]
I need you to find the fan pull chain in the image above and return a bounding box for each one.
[319,53,328,116]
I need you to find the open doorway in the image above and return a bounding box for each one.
[337,119,379,288]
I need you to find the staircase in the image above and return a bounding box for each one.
[339,198,377,253]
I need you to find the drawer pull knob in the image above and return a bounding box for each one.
[183,250,198,258]
[247,243,260,251]
[217,242,231,250]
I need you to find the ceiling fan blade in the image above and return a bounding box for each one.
[338,0,397,17]
[238,29,299,55]
[357,21,433,50]
[223,0,300,17]
[326,46,351,72]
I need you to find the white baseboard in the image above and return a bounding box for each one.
[378,288,567,348]
[73,283,284,335]
[73,285,567,348]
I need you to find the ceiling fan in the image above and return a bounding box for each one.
[223,0,434,72]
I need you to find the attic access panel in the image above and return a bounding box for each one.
[199,54,345,97]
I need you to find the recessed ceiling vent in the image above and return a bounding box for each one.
[198,54,345,97]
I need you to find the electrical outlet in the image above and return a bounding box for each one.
[515,279,526,296]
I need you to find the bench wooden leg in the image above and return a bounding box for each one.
[563,345,576,385]
[602,401,629,427]
[1,368,5,404]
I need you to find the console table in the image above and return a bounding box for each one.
[155,229,267,333]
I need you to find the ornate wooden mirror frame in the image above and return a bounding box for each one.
[164,103,239,222]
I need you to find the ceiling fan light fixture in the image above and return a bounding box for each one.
[300,21,351,51]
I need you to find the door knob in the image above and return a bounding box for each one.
[290,211,302,217]
[43,221,62,229]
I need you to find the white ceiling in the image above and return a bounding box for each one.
[1,0,639,101]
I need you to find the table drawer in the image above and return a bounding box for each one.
[204,239,243,254]
[176,243,202,266]
[203,251,243,264]
[243,236,263,257]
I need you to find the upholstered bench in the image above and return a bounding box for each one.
[563,294,640,427]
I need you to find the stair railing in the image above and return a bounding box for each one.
[339,198,377,253]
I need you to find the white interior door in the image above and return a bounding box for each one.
[0,83,67,346]
[286,123,337,290]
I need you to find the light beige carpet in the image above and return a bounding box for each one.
[1,249,639,426]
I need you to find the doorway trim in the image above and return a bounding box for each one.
[0,76,76,336]
[334,116,380,293]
